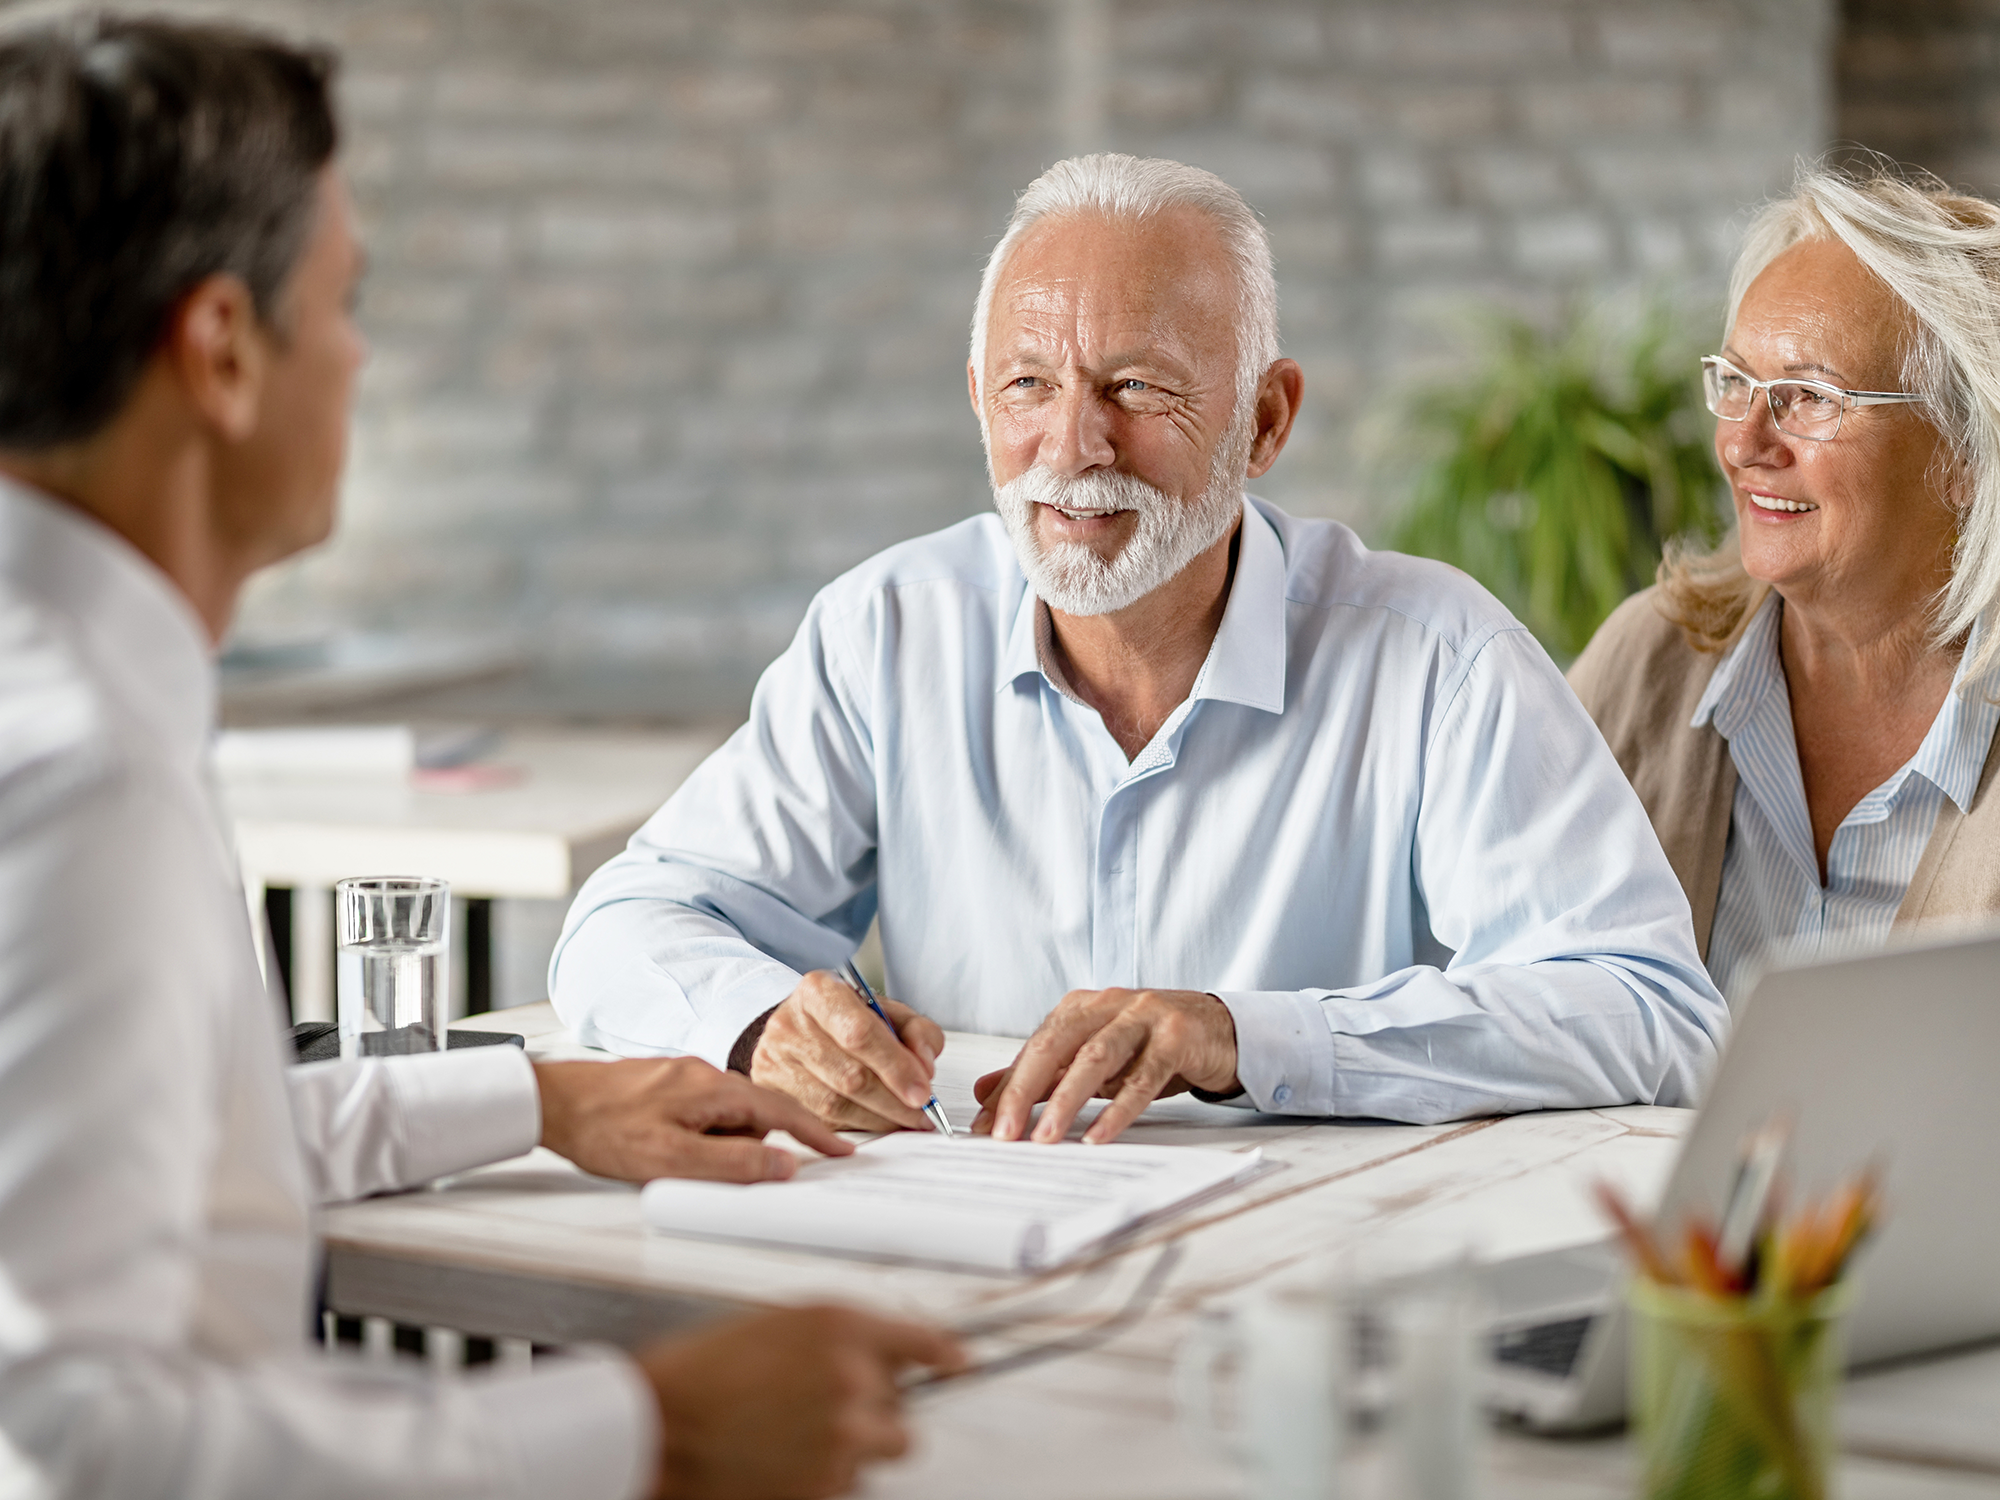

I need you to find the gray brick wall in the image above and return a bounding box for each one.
[36,0,1836,717]
[1839,1,2000,194]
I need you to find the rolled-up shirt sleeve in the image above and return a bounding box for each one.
[1215,629,1727,1123]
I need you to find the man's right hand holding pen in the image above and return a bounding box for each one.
[736,970,948,1132]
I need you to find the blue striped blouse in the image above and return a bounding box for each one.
[1698,594,1999,1004]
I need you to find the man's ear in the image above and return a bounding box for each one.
[165,274,269,444]
[1245,358,1305,479]
[967,360,981,419]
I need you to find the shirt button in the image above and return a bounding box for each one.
[1272,1084,1293,1108]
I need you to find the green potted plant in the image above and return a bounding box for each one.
[1387,303,1727,659]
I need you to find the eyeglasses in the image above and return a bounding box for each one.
[1699,355,1922,442]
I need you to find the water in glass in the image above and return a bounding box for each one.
[336,876,450,1058]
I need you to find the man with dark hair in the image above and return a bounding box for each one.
[0,15,954,1498]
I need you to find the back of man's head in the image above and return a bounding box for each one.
[0,13,338,450]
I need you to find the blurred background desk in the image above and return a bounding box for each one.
[220,727,728,1021]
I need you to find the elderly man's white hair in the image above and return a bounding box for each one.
[968,153,1281,421]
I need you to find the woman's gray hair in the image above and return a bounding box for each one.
[967,153,1280,421]
[1663,160,2000,679]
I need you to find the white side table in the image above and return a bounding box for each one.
[219,726,729,1019]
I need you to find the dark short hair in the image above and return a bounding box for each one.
[0,13,338,448]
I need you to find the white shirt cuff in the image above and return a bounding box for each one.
[1210,990,1337,1115]
[472,1347,658,1500]
[388,1044,542,1183]
[682,967,800,1070]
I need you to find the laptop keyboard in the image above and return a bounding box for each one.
[1492,1315,1595,1378]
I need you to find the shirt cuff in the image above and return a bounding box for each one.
[472,1347,657,1500]
[1210,991,1337,1115]
[387,1044,543,1184]
[681,968,801,1070]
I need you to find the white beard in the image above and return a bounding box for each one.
[991,410,1253,617]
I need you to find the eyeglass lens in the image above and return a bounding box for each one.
[1703,361,1845,439]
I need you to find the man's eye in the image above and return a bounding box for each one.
[1010,376,1039,389]
[1119,379,1149,392]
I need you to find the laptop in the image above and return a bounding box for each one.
[1481,922,2000,1432]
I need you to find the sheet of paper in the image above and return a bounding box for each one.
[641,1133,1261,1273]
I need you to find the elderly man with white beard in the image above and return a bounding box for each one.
[552,154,1727,1141]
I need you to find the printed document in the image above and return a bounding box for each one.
[641,1133,1262,1272]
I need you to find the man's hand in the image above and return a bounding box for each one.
[749,970,946,1132]
[639,1304,963,1500]
[535,1057,853,1183]
[970,988,1239,1145]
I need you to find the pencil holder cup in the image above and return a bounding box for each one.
[1629,1278,1851,1500]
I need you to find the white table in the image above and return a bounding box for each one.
[318,1006,2000,1499]
[218,728,727,1019]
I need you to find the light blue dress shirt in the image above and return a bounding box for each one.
[552,498,1726,1124]
[1700,594,2000,1002]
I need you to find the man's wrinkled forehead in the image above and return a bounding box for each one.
[986,210,1237,369]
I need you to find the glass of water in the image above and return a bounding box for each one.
[336,876,450,1059]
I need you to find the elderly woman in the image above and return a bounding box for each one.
[1572,164,2000,1002]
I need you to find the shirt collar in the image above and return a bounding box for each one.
[1909,616,2000,814]
[1693,589,2000,816]
[0,475,214,762]
[997,496,1289,716]
[998,567,1045,693]
[1190,497,1288,713]
[1691,589,1782,740]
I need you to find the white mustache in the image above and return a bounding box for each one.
[1004,466,1169,518]
[992,460,1240,617]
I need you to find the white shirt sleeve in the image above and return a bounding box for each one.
[550,595,878,1065]
[0,1332,656,1500]
[286,1046,543,1204]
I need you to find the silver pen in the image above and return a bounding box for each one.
[841,959,954,1136]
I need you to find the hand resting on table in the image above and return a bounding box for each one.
[971,986,1241,1145]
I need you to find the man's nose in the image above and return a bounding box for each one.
[1038,381,1116,478]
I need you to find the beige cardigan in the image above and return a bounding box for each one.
[1567,586,2000,960]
